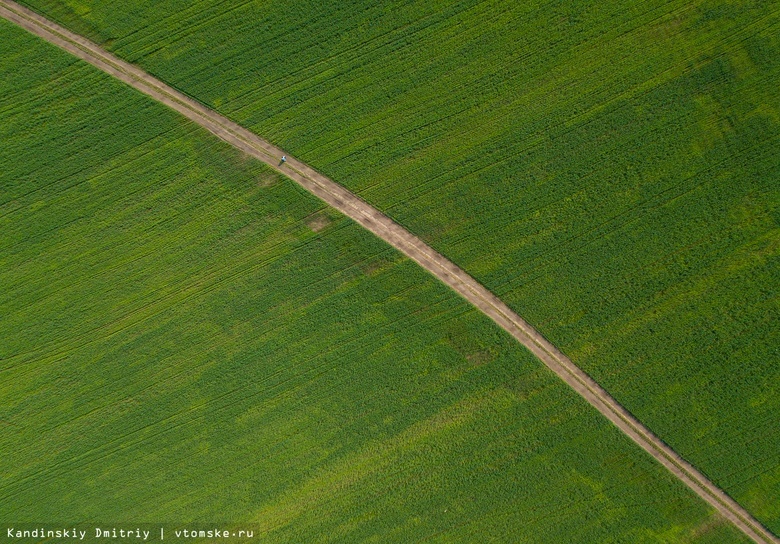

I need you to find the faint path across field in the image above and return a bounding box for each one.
[0,2,776,542]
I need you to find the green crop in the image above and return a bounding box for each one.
[1,19,757,543]
[18,0,778,531]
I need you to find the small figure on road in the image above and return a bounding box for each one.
[280,155,287,165]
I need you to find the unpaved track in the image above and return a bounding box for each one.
[1,2,776,542]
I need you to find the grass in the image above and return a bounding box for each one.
[15,0,779,532]
[0,19,756,542]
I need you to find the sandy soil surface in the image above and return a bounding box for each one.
[1,2,775,542]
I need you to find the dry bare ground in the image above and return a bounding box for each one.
[0,1,776,542]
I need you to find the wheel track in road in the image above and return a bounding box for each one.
[0,2,776,542]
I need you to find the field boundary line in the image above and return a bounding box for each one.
[1,2,776,542]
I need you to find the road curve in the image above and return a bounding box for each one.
[0,1,776,542]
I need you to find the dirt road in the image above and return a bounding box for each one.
[0,1,775,542]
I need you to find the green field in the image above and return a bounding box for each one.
[0,20,755,542]
[16,0,778,532]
